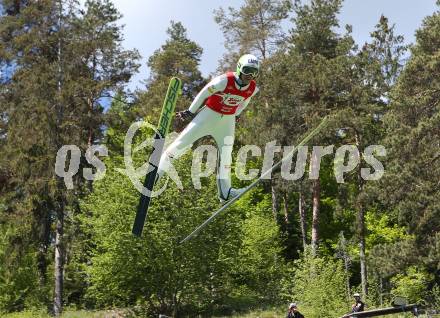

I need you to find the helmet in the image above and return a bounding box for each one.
[353,293,361,297]
[236,54,260,77]
[289,303,297,309]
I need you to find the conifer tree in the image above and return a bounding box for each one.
[369,2,440,289]
[136,21,204,122]
[270,0,355,255]
[214,0,290,69]
[0,0,139,314]
[333,14,406,297]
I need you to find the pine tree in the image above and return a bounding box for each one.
[369,2,440,289]
[333,14,407,297]
[272,0,355,255]
[136,21,204,123]
[0,0,139,314]
[214,0,290,68]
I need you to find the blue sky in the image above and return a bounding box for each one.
[109,0,438,91]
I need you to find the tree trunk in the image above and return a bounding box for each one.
[344,254,351,302]
[355,131,368,297]
[87,96,94,148]
[298,188,307,250]
[37,208,52,287]
[339,232,351,303]
[271,181,279,222]
[282,192,289,224]
[359,206,368,297]
[311,179,320,255]
[53,206,64,317]
[54,3,64,315]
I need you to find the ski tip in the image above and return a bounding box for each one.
[179,236,190,244]
[131,225,144,237]
[132,231,142,238]
[170,77,183,95]
[179,232,197,244]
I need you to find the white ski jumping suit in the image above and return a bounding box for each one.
[157,71,259,200]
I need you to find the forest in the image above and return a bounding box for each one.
[0,0,439,317]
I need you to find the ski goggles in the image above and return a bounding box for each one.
[241,66,259,77]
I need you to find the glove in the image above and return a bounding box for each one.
[174,110,195,132]
[176,110,195,121]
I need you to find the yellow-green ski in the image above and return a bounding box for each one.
[132,77,182,237]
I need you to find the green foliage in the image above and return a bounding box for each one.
[80,128,245,315]
[234,191,285,302]
[281,251,349,318]
[0,309,50,318]
[1,0,439,315]
[0,223,44,313]
[148,21,203,85]
[427,284,440,310]
[365,210,411,249]
[0,0,140,313]
[214,0,290,65]
[221,307,284,318]
[368,239,419,279]
[362,15,407,96]
[291,0,344,58]
[136,21,205,121]
[371,2,440,277]
[390,266,433,303]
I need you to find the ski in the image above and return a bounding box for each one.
[132,77,182,237]
[340,303,420,318]
[180,116,330,244]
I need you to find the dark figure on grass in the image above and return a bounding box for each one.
[286,302,305,318]
[351,292,365,313]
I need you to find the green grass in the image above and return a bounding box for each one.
[1,309,124,318]
[221,308,284,318]
[1,308,284,318]
[3,309,437,318]
[0,309,49,318]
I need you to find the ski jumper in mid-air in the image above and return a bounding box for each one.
[156,54,260,202]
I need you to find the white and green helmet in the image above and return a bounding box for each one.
[236,54,260,77]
